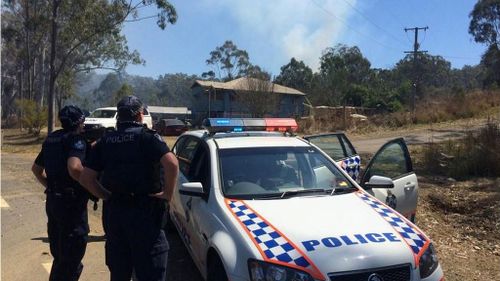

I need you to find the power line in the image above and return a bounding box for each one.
[376,0,407,30]
[404,26,428,120]
[340,0,408,47]
[440,55,480,60]
[309,0,403,52]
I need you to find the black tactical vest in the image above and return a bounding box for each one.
[100,124,162,195]
[43,130,79,190]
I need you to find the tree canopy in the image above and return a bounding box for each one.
[1,0,177,131]
[202,40,251,81]
[469,0,500,87]
[274,58,313,93]
[469,0,500,46]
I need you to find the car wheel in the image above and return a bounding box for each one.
[207,255,228,281]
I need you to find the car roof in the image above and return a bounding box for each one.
[162,119,185,125]
[181,130,311,149]
[93,107,116,111]
[214,135,309,149]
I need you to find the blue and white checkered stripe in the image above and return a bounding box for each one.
[357,193,428,256]
[227,200,313,269]
[341,155,361,181]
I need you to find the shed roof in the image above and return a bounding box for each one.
[148,106,191,114]
[192,77,306,96]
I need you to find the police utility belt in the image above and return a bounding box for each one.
[46,178,80,197]
[108,191,158,202]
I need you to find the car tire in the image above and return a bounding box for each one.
[207,255,228,281]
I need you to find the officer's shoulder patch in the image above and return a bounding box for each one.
[154,133,165,143]
[73,139,86,150]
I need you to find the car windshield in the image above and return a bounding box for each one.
[219,146,355,199]
[90,110,116,118]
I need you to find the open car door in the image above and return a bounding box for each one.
[304,133,361,181]
[361,138,418,222]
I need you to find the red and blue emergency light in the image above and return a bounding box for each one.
[203,118,298,134]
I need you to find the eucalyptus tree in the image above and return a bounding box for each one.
[45,0,177,132]
[202,40,251,81]
[469,0,500,87]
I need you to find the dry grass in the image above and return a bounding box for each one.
[420,122,500,179]
[1,128,180,154]
[1,129,45,154]
[300,90,500,135]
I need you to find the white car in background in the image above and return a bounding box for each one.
[168,118,443,281]
[84,106,153,131]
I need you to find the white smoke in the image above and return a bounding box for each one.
[202,0,356,71]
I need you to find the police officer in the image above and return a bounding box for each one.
[79,95,179,281]
[32,105,90,281]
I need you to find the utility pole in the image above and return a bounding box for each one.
[404,26,428,121]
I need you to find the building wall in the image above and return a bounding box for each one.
[191,85,306,125]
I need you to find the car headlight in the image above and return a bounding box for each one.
[248,259,315,281]
[419,243,439,279]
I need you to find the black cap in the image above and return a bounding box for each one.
[59,105,85,130]
[117,95,144,121]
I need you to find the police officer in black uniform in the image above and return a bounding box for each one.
[79,95,179,281]
[32,105,90,281]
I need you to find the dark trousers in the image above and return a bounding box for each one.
[46,193,89,281]
[103,197,169,281]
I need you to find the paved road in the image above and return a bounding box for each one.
[1,152,201,281]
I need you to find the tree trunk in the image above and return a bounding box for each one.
[48,0,60,133]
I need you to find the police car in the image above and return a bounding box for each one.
[169,118,443,281]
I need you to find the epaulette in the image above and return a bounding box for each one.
[144,128,158,134]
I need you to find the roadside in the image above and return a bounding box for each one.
[415,175,500,281]
[349,116,495,154]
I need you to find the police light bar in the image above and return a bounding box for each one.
[203,118,298,134]
[264,118,298,132]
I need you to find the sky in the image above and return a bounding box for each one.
[122,0,487,78]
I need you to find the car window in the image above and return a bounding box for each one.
[172,136,186,155]
[189,146,210,193]
[176,137,200,176]
[89,110,116,118]
[306,135,346,160]
[143,108,149,115]
[219,147,353,199]
[340,135,356,157]
[365,142,410,180]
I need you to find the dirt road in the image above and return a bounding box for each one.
[350,125,485,154]
[1,152,201,281]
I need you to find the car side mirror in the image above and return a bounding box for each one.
[179,182,205,197]
[364,175,394,189]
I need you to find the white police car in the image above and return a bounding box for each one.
[169,118,443,281]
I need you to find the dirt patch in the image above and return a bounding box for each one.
[416,177,500,280]
[1,129,180,154]
[1,129,45,154]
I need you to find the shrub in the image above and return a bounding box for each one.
[421,123,500,179]
[14,99,47,135]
